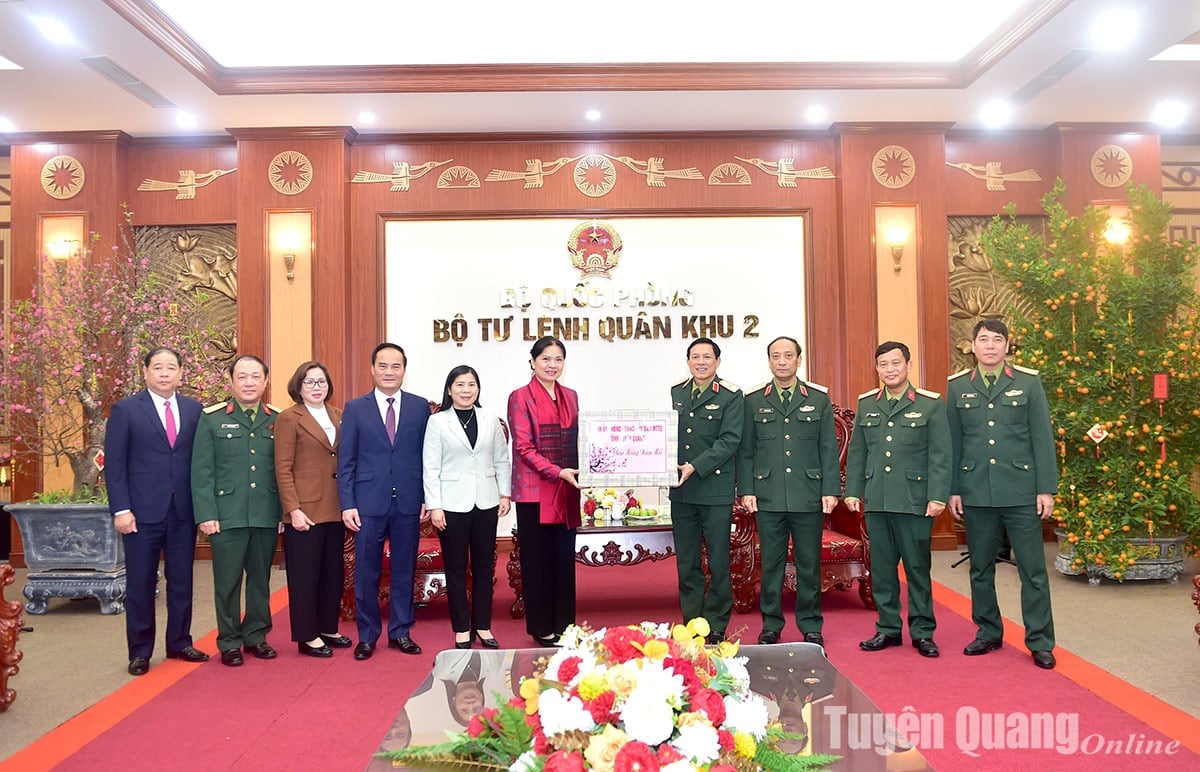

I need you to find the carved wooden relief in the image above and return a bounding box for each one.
[736,157,835,187]
[136,168,237,200]
[872,145,915,189]
[946,215,1042,373]
[41,155,85,200]
[268,150,313,195]
[1091,144,1132,188]
[946,161,1042,191]
[351,160,453,192]
[486,156,581,189]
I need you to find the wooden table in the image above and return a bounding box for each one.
[506,508,760,618]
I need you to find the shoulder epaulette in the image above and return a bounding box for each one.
[672,376,691,388]
[947,369,971,381]
[718,379,740,393]
[806,381,829,394]
[916,387,942,400]
[1012,364,1039,375]
[748,382,769,395]
[203,401,228,414]
[858,388,880,400]
[266,403,283,414]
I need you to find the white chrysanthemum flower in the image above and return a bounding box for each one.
[544,648,597,688]
[632,658,686,705]
[673,721,720,763]
[621,688,677,745]
[509,749,540,771]
[722,693,770,739]
[537,690,597,736]
[720,655,751,693]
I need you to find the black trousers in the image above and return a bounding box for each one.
[437,505,499,633]
[123,498,197,659]
[515,502,576,638]
[283,520,346,642]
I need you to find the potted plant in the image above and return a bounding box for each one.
[0,208,224,612]
[982,181,1200,584]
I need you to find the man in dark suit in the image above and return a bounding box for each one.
[947,319,1059,669]
[339,342,431,660]
[106,347,209,676]
[192,354,282,667]
[670,337,744,644]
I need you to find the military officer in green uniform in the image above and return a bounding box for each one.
[737,336,839,647]
[947,319,1058,669]
[670,338,744,644]
[845,341,950,658]
[192,354,283,667]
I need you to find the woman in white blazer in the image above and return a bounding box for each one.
[423,365,512,649]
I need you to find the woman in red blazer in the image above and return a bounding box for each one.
[274,361,350,657]
[506,336,582,647]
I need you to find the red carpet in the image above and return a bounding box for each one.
[6,558,1199,771]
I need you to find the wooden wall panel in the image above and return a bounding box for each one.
[126,141,238,225]
[230,129,353,406]
[945,133,1057,215]
[346,134,845,399]
[1050,127,1162,211]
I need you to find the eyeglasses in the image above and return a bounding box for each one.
[302,378,328,388]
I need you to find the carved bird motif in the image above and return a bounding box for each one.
[735,157,835,187]
[947,162,1042,191]
[605,156,703,187]
[485,156,582,189]
[351,160,452,192]
[136,168,236,200]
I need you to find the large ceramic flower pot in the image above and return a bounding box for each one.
[4,501,126,614]
[1054,528,1186,586]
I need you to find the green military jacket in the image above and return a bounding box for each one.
[945,365,1058,507]
[736,380,840,512]
[845,383,951,515]
[191,401,282,528]
[670,376,744,506]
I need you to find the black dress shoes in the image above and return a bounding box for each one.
[220,649,244,667]
[320,633,354,649]
[532,634,558,647]
[244,642,278,659]
[354,642,375,660]
[389,637,422,655]
[1032,650,1057,669]
[478,635,500,649]
[912,638,940,658]
[298,642,333,658]
[963,638,1003,656]
[454,633,473,650]
[128,657,150,676]
[166,646,210,662]
[705,631,726,646]
[803,631,825,646]
[859,633,903,651]
[757,630,780,645]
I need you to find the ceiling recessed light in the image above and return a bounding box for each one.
[1090,8,1138,51]
[0,53,21,70]
[0,116,15,133]
[1151,100,1188,128]
[33,16,75,45]
[358,110,376,125]
[979,99,1013,128]
[585,109,602,122]
[175,110,197,129]
[805,105,828,124]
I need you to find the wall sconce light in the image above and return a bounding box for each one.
[275,230,302,284]
[1103,217,1131,245]
[884,225,909,275]
[47,238,80,262]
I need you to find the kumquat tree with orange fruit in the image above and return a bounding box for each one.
[982,180,1200,581]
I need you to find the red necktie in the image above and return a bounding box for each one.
[164,401,177,447]
[385,397,396,444]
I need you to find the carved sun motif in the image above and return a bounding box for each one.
[574,154,617,198]
[436,165,481,189]
[41,155,86,200]
[872,145,915,189]
[268,150,313,195]
[708,162,752,186]
[1090,144,1132,188]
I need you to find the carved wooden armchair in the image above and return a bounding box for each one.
[0,563,23,713]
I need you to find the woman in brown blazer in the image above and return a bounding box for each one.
[274,361,350,657]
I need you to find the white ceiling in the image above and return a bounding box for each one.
[0,0,1198,139]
